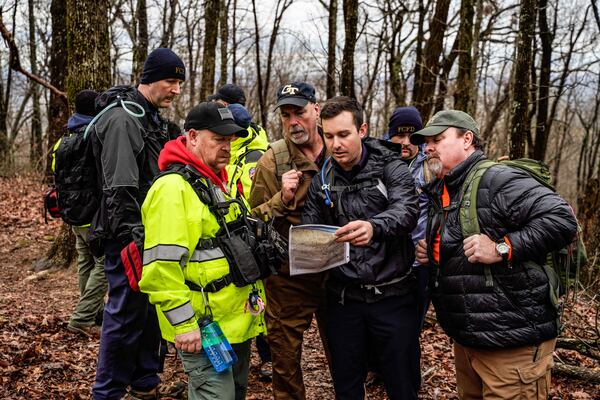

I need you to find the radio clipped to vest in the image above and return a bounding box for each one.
[163,164,287,290]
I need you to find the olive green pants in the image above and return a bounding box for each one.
[68,225,107,327]
[179,339,251,400]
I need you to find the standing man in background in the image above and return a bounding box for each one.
[386,106,431,327]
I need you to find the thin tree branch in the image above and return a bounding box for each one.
[0,17,66,100]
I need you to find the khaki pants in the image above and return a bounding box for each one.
[265,272,329,400]
[453,338,556,400]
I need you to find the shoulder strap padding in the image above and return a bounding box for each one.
[459,159,497,239]
[269,139,292,178]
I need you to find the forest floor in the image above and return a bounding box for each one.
[0,173,598,400]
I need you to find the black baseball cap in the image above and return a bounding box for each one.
[274,82,317,109]
[410,110,479,145]
[184,102,248,137]
[207,84,246,105]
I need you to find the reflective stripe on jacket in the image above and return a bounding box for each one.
[139,172,266,343]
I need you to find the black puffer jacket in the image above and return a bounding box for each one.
[89,86,180,249]
[424,150,577,348]
[302,138,419,302]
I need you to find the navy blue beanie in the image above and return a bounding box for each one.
[140,48,186,84]
[228,103,252,129]
[387,106,423,139]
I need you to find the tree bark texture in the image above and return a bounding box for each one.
[509,0,537,159]
[532,0,552,161]
[412,0,425,99]
[29,0,43,168]
[66,1,111,100]
[47,0,111,269]
[218,0,229,87]
[132,0,148,84]
[387,0,409,106]
[0,5,18,170]
[412,0,451,120]
[340,0,358,97]
[45,0,68,179]
[160,0,178,48]
[454,0,475,114]
[251,0,265,126]
[553,361,600,384]
[200,0,220,102]
[326,0,338,98]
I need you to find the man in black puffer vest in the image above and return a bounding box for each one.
[411,110,577,399]
[302,96,420,400]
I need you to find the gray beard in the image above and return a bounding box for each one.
[289,132,309,145]
[427,157,444,178]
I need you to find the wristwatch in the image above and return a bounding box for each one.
[496,239,510,261]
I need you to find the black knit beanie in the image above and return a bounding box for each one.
[140,48,186,84]
[74,90,100,116]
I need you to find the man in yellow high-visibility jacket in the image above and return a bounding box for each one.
[139,102,267,400]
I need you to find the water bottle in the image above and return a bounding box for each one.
[200,320,238,373]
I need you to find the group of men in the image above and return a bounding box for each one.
[62,46,578,400]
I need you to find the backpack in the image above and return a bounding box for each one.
[269,139,297,180]
[460,158,588,302]
[44,87,147,226]
[46,127,100,226]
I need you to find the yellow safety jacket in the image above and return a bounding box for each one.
[139,172,267,344]
[226,123,269,198]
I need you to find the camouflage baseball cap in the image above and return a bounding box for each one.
[410,110,479,145]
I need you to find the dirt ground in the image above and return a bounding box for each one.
[0,174,598,399]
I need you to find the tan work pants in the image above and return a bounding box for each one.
[265,271,330,400]
[453,338,556,399]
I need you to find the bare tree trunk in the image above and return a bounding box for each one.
[434,35,459,113]
[28,0,43,169]
[509,0,537,159]
[326,0,337,98]
[45,0,68,179]
[218,0,229,87]
[66,0,112,98]
[160,0,178,48]
[253,0,293,127]
[262,0,293,123]
[412,0,425,99]
[0,4,18,170]
[412,0,451,120]
[340,0,358,97]
[386,0,409,106]
[251,0,265,126]
[199,0,220,101]
[231,0,238,84]
[454,0,475,113]
[132,0,148,84]
[43,0,111,270]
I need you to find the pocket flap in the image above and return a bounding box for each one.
[517,355,553,384]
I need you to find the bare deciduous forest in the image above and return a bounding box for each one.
[0,0,599,398]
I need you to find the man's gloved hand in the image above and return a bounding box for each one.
[121,226,145,291]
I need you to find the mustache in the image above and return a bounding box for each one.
[290,126,305,134]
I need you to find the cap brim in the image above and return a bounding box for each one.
[410,125,449,145]
[274,97,309,110]
[210,123,248,138]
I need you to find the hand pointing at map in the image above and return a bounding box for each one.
[335,220,373,247]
